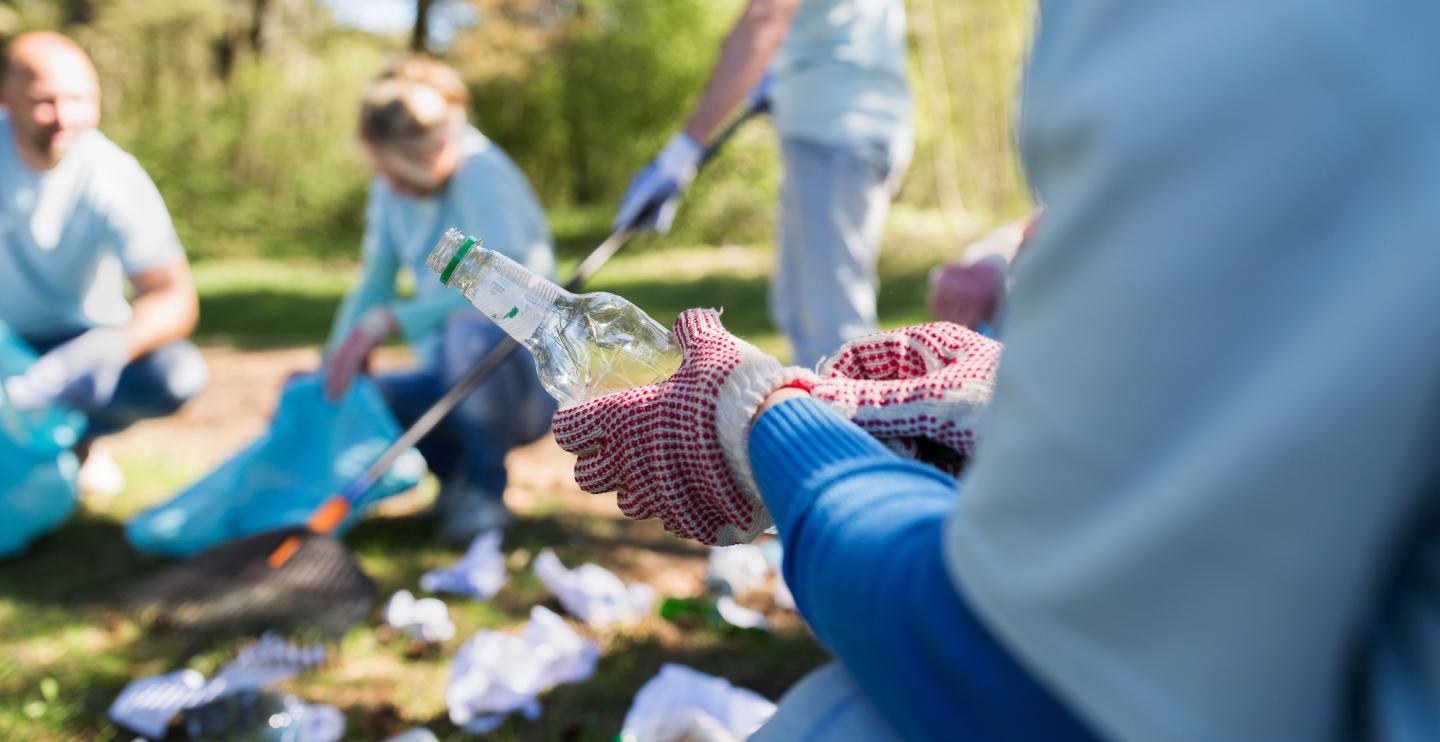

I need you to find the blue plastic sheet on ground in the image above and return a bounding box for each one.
[0,324,86,559]
[126,374,427,557]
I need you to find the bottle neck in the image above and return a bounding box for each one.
[454,246,570,343]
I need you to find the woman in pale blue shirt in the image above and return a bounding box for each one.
[324,57,557,544]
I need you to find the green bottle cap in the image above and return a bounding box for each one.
[438,237,478,285]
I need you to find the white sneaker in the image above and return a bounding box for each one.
[77,444,126,500]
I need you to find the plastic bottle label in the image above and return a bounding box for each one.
[471,270,548,341]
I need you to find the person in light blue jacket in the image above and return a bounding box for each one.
[324,57,557,544]
[552,0,1440,739]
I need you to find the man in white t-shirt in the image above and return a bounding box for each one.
[614,0,912,368]
[0,32,206,453]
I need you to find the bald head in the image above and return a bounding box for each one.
[3,31,100,171]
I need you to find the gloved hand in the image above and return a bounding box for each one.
[552,311,1002,544]
[612,132,703,233]
[928,256,1007,330]
[323,307,397,402]
[929,217,1035,330]
[3,327,130,411]
[811,322,1002,469]
[552,309,808,545]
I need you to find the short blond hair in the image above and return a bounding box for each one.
[359,55,467,155]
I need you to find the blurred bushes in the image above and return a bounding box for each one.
[72,0,385,261]
[2,0,1033,261]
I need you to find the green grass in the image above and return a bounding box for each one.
[0,492,829,740]
[2,218,962,740]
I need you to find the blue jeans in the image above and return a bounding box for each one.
[775,136,909,368]
[25,332,208,439]
[374,316,556,502]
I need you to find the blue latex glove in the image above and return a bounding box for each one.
[612,132,703,233]
[3,328,130,411]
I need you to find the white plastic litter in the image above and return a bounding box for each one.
[107,634,327,739]
[707,544,770,596]
[533,548,655,627]
[619,663,777,742]
[420,529,508,600]
[297,701,346,742]
[715,595,769,630]
[385,590,457,642]
[447,606,600,734]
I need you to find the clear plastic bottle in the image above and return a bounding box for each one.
[427,229,681,406]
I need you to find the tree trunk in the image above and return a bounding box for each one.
[249,0,272,55]
[65,0,93,25]
[411,0,434,53]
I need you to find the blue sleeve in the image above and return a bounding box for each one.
[749,399,1099,741]
[326,188,399,354]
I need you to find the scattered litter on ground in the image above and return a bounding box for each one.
[385,590,456,642]
[619,663,777,742]
[107,634,327,739]
[715,595,770,630]
[447,605,600,734]
[532,548,655,627]
[707,544,770,596]
[419,529,507,600]
[179,689,344,742]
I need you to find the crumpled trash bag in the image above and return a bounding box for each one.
[619,663,776,742]
[0,323,85,558]
[447,606,600,734]
[385,590,456,642]
[420,529,507,600]
[707,544,770,596]
[181,689,344,742]
[533,548,654,627]
[126,374,426,556]
[108,633,327,739]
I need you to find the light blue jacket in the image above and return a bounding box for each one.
[327,127,553,359]
[752,1,1440,740]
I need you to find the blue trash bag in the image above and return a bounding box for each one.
[126,373,427,557]
[0,324,86,559]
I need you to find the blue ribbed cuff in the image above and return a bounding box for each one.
[749,398,901,528]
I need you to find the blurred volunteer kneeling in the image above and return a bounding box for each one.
[323,56,556,545]
[0,32,207,494]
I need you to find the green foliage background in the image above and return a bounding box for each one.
[0,0,1033,260]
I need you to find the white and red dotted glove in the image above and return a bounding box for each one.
[323,307,397,402]
[551,309,808,545]
[810,323,1003,474]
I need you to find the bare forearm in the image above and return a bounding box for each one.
[123,263,199,360]
[683,0,797,144]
